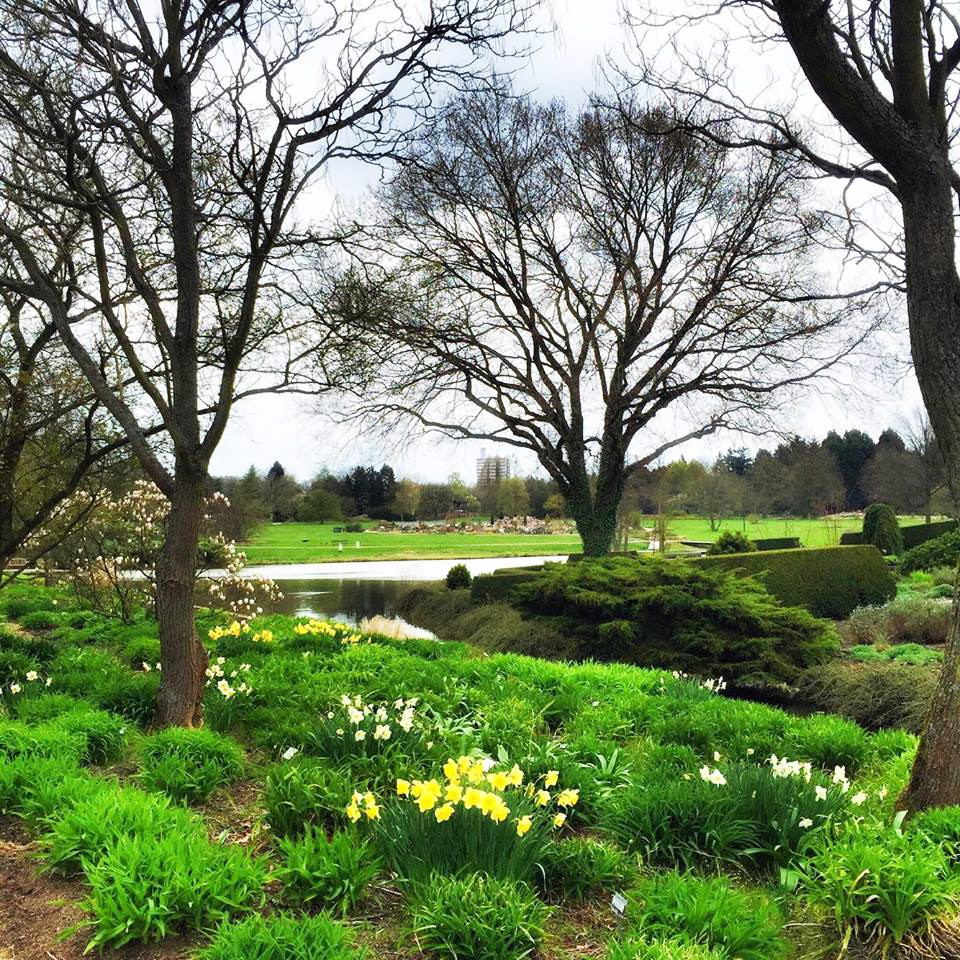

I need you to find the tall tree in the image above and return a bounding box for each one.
[822,430,876,509]
[644,0,960,810]
[0,0,532,726]
[353,84,868,555]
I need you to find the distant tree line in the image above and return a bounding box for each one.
[210,462,564,539]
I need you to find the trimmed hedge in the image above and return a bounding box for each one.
[901,528,960,573]
[699,546,895,619]
[472,568,543,603]
[841,519,957,550]
[752,537,801,551]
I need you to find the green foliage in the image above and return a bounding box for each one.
[264,757,354,837]
[901,528,960,573]
[51,708,129,765]
[798,661,936,733]
[0,719,85,764]
[445,563,473,589]
[624,872,787,960]
[706,530,756,555]
[700,545,896,619]
[800,825,960,949]
[512,557,837,686]
[849,643,942,665]
[842,597,951,646]
[538,836,637,900]
[275,826,381,912]
[910,805,960,862]
[410,872,551,960]
[81,830,266,949]
[139,727,244,804]
[606,939,722,960]
[18,609,60,630]
[197,913,364,960]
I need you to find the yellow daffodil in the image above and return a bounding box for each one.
[364,802,380,819]
[507,764,524,787]
[445,782,463,804]
[443,758,460,781]
[535,789,551,807]
[463,787,486,810]
[544,770,559,787]
[467,762,486,784]
[516,815,532,836]
[487,770,510,791]
[557,788,579,807]
[417,793,438,813]
[345,803,361,823]
[457,755,472,775]
[553,812,567,828]
[434,803,455,823]
[396,779,411,796]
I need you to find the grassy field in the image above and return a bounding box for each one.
[241,515,938,564]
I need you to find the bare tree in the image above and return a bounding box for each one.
[351,87,872,554]
[902,410,947,523]
[0,286,132,576]
[0,0,533,726]
[637,0,960,812]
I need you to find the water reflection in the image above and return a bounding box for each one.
[268,578,415,624]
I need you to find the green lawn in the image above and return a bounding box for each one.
[241,515,938,564]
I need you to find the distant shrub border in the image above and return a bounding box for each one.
[699,545,895,619]
[752,537,801,551]
[841,518,957,550]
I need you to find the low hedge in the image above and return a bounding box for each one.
[752,537,801,551]
[472,568,543,603]
[901,528,960,573]
[699,545,895,619]
[841,519,957,550]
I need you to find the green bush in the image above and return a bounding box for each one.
[850,643,942,665]
[910,805,960,862]
[264,757,354,837]
[706,531,755,555]
[752,537,801,551]
[512,557,837,686]
[842,518,957,549]
[139,727,244,804]
[52,708,129,765]
[862,503,903,555]
[471,569,542,604]
[700,545,895,619]
[800,825,960,952]
[902,528,960,573]
[841,597,951,647]
[624,872,786,960]
[18,609,60,630]
[410,872,551,960]
[275,827,381,912]
[0,719,86,764]
[538,836,637,900]
[82,830,266,949]
[445,563,472,589]
[197,913,364,960]
[797,661,936,733]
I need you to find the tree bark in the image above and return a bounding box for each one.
[565,477,622,557]
[153,461,207,727]
[898,164,960,810]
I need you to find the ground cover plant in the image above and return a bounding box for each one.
[0,580,955,959]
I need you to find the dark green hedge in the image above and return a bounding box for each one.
[472,568,543,603]
[699,545,895,619]
[841,519,957,550]
[752,537,801,551]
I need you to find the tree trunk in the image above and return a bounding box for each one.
[899,164,960,811]
[567,482,620,557]
[154,464,208,727]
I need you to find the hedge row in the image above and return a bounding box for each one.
[472,568,543,603]
[699,545,895,619]
[840,519,957,550]
[752,537,801,551]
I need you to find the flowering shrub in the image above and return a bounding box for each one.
[352,755,578,881]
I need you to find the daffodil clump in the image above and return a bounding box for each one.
[355,755,579,882]
[300,694,426,765]
[293,618,365,646]
[207,620,251,643]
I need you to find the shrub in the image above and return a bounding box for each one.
[850,643,942,665]
[800,824,960,952]
[445,563,472,589]
[197,913,364,960]
[842,518,958,549]
[700,545,895,619]
[264,757,354,837]
[798,661,936,732]
[139,727,244,804]
[18,609,60,630]
[512,557,837,686]
[841,598,951,647]
[902,528,960,573]
[752,537,800,551]
[624,872,787,960]
[410,872,551,960]
[706,531,755,555]
[862,503,903,555]
[0,754,90,818]
[81,830,266,949]
[787,713,871,773]
[607,940,722,960]
[275,826,380,912]
[52,709,128,765]
[538,836,637,900]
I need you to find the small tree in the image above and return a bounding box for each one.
[393,480,422,522]
[862,503,903,557]
[544,494,566,519]
[707,531,756,556]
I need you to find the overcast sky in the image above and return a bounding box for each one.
[209,0,920,484]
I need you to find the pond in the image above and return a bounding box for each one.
[227,555,568,624]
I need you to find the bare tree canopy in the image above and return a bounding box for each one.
[635,0,960,813]
[351,85,875,554]
[0,0,534,726]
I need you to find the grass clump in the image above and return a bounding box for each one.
[264,758,356,837]
[198,913,365,960]
[607,939,723,960]
[139,727,244,803]
[410,872,551,960]
[275,826,380,912]
[538,835,637,900]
